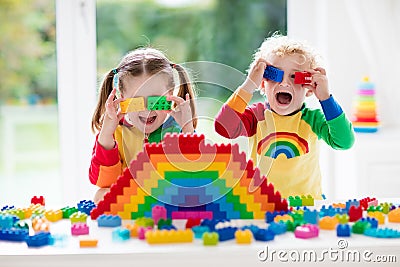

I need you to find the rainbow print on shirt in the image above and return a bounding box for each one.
[257,132,309,159]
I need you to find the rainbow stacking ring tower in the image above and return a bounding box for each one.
[351,76,380,133]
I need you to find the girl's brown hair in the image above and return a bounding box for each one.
[91,48,197,132]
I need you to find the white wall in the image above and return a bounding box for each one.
[288,0,400,199]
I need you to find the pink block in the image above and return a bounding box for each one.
[138,226,152,240]
[71,223,89,236]
[199,211,213,220]
[152,205,167,224]
[171,211,185,219]
[294,224,319,239]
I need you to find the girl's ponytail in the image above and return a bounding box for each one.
[91,69,115,133]
[173,64,197,129]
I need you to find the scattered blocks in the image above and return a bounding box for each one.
[71,223,89,236]
[319,216,339,230]
[79,237,98,247]
[152,205,167,224]
[97,215,121,227]
[70,212,88,224]
[31,196,45,206]
[235,229,252,244]
[203,232,219,246]
[361,218,378,229]
[112,227,131,242]
[274,214,293,223]
[294,224,319,239]
[254,229,275,242]
[364,228,400,238]
[26,232,51,247]
[145,229,193,244]
[336,224,351,237]
[388,208,400,223]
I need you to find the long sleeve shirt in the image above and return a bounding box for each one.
[89,116,181,188]
[214,88,355,199]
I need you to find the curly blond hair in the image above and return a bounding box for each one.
[250,33,322,71]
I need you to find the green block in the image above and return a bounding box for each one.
[147,96,172,110]
[288,196,302,207]
[335,214,349,224]
[352,221,371,234]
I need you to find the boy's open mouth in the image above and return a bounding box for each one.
[275,92,293,105]
[139,115,157,124]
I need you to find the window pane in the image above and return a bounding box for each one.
[0,0,60,207]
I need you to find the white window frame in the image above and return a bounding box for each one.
[56,0,97,203]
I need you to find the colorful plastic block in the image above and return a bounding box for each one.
[388,208,400,223]
[345,199,359,211]
[48,234,68,247]
[361,217,378,228]
[70,211,88,224]
[125,223,139,238]
[379,202,392,214]
[216,227,237,241]
[45,210,63,222]
[0,214,15,229]
[335,214,349,224]
[348,206,363,222]
[31,196,45,206]
[294,71,312,85]
[71,223,89,236]
[26,232,51,247]
[32,217,50,232]
[186,218,201,229]
[145,229,193,244]
[77,200,96,215]
[61,206,78,219]
[319,216,339,230]
[367,205,383,213]
[359,197,377,210]
[0,228,29,242]
[157,218,171,229]
[112,227,130,241]
[97,214,121,227]
[241,225,260,236]
[138,226,153,240]
[120,97,145,113]
[79,237,98,247]
[203,232,219,246]
[265,211,286,223]
[147,96,172,111]
[274,214,293,223]
[152,205,167,224]
[303,210,318,225]
[135,217,155,228]
[268,222,287,235]
[367,211,385,225]
[336,224,351,237]
[254,229,275,241]
[301,195,314,206]
[192,226,209,239]
[294,224,319,239]
[364,228,400,238]
[263,65,284,82]
[288,196,302,207]
[352,220,371,234]
[235,229,252,244]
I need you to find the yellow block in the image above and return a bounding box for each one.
[120,97,145,113]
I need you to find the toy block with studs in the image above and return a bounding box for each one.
[26,232,51,247]
[235,229,252,244]
[145,229,193,244]
[336,224,351,237]
[263,65,284,82]
[254,228,275,242]
[70,212,88,224]
[112,227,131,242]
[119,97,145,113]
[147,96,172,111]
[79,237,98,247]
[364,228,400,238]
[388,208,400,223]
[203,232,219,246]
[97,214,121,227]
[31,196,45,206]
[71,223,89,236]
[294,224,319,239]
[0,228,29,242]
[319,216,339,230]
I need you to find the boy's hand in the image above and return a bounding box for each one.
[166,94,194,134]
[305,67,330,101]
[241,58,269,94]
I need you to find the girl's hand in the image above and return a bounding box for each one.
[167,94,194,134]
[98,88,125,149]
[241,58,269,94]
[304,67,330,101]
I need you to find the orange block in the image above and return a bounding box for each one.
[319,216,339,230]
[388,208,400,223]
[79,237,98,247]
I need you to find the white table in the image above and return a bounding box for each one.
[1,216,400,267]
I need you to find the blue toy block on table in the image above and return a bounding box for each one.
[254,229,275,241]
[112,227,130,242]
[336,224,351,237]
[268,222,287,235]
[361,217,378,228]
[0,228,29,242]
[192,226,210,239]
[265,211,286,223]
[0,215,15,229]
[97,214,121,227]
[263,65,284,83]
[303,210,319,225]
[25,232,51,247]
[364,228,400,238]
[216,227,237,241]
[77,200,96,215]
[241,225,260,236]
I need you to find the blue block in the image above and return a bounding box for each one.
[263,65,284,82]
[1,205,15,211]
[361,217,378,228]
[268,222,287,235]
[265,211,286,223]
[0,215,15,229]
[112,227,130,241]
[303,210,319,225]
[159,225,176,230]
[336,224,351,237]
[25,232,51,247]
[77,200,96,215]
[345,199,360,211]
[254,229,275,241]
[364,228,400,238]
[192,226,210,239]
[216,227,237,241]
[241,225,260,236]
[0,228,29,242]
[97,215,121,227]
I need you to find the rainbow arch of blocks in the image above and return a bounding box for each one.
[91,134,288,220]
